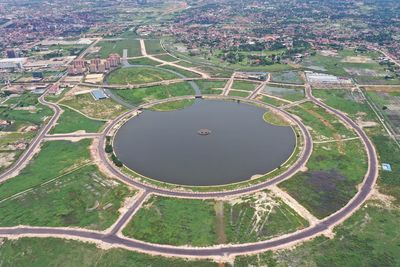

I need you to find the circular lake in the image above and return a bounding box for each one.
[113,100,296,186]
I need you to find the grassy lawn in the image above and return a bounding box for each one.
[0,164,134,230]
[231,80,258,91]
[228,90,250,98]
[280,139,367,218]
[313,89,377,121]
[264,85,305,102]
[271,71,303,84]
[225,191,308,243]
[0,131,35,172]
[113,83,194,105]
[51,107,104,134]
[96,39,141,58]
[123,196,217,246]
[149,99,194,111]
[160,65,202,78]
[0,93,53,131]
[237,204,400,266]
[154,54,178,62]
[127,57,160,66]
[196,80,226,94]
[263,111,290,126]
[257,95,287,107]
[0,140,91,200]
[107,67,179,84]
[144,39,164,54]
[288,102,356,142]
[0,238,214,267]
[60,93,127,120]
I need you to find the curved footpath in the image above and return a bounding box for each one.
[0,85,378,260]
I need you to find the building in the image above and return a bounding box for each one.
[6,49,17,58]
[91,89,108,100]
[48,84,60,94]
[0,58,27,69]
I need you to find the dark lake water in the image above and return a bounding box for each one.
[114,100,296,186]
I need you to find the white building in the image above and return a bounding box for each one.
[0,58,27,69]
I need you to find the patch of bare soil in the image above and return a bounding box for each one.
[214,200,227,244]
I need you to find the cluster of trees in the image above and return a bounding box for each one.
[105,136,123,167]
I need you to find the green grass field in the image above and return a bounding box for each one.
[224,192,308,243]
[263,111,290,126]
[60,93,127,120]
[0,238,214,267]
[123,196,217,246]
[258,95,287,107]
[264,86,305,102]
[144,39,164,54]
[51,107,104,134]
[271,71,303,84]
[0,164,134,230]
[288,102,356,142]
[154,54,178,62]
[313,89,377,121]
[107,67,179,84]
[228,90,250,98]
[280,139,367,218]
[0,93,53,131]
[196,80,226,94]
[149,99,194,111]
[113,83,194,105]
[0,140,91,200]
[127,57,160,66]
[160,65,202,78]
[96,39,141,58]
[231,80,258,91]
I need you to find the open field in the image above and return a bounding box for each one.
[195,80,226,94]
[0,164,134,230]
[313,89,377,122]
[112,83,194,105]
[107,67,179,85]
[280,139,367,218]
[228,90,250,98]
[160,65,202,78]
[263,111,290,126]
[0,238,214,267]
[264,86,305,102]
[127,57,160,66]
[51,107,104,134]
[148,99,194,111]
[153,54,178,62]
[231,80,258,91]
[271,71,304,84]
[0,93,53,131]
[366,91,400,134]
[238,202,400,266]
[224,191,308,243]
[0,131,35,171]
[123,196,217,246]
[302,49,400,85]
[95,39,141,58]
[60,93,127,120]
[288,102,356,142]
[0,140,91,200]
[257,95,287,107]
[144,39,164,55]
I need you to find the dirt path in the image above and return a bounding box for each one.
[214,200,227,244]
